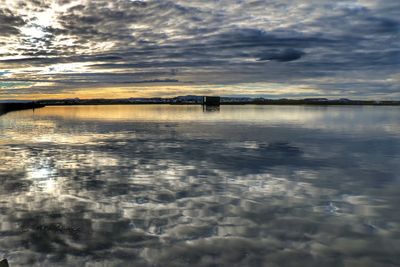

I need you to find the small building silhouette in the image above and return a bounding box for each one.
[202,96,220,106]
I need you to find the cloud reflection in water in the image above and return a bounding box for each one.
[0,105,399,266]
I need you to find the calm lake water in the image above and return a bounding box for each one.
[0,105,399,267]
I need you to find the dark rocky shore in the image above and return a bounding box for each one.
[0,102,45,115]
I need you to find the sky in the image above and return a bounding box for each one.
[0,0,399,100]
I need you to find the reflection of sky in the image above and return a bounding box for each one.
[0,105,400,266]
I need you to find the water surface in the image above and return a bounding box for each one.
[1,105,399,266]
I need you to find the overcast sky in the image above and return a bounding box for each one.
[0,0,399,99]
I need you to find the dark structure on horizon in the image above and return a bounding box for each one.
[202,96,221,106]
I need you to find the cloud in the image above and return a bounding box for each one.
[0,0,399,99]
[0,70,10,76]
[0,8,25,34]
[258,49,305,62]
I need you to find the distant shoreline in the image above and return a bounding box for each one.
[1,97,399,116]
[34,96,400,106]
[38,102,400,106]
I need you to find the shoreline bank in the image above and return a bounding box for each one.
[0,102,45,115]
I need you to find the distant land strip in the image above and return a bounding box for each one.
[36,96,400,106]
[1,96,399,115]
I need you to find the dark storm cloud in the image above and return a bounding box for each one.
[206,28,335,49]
[0,0,399,98]
[258,49,306,62]
[0,8,25,34]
